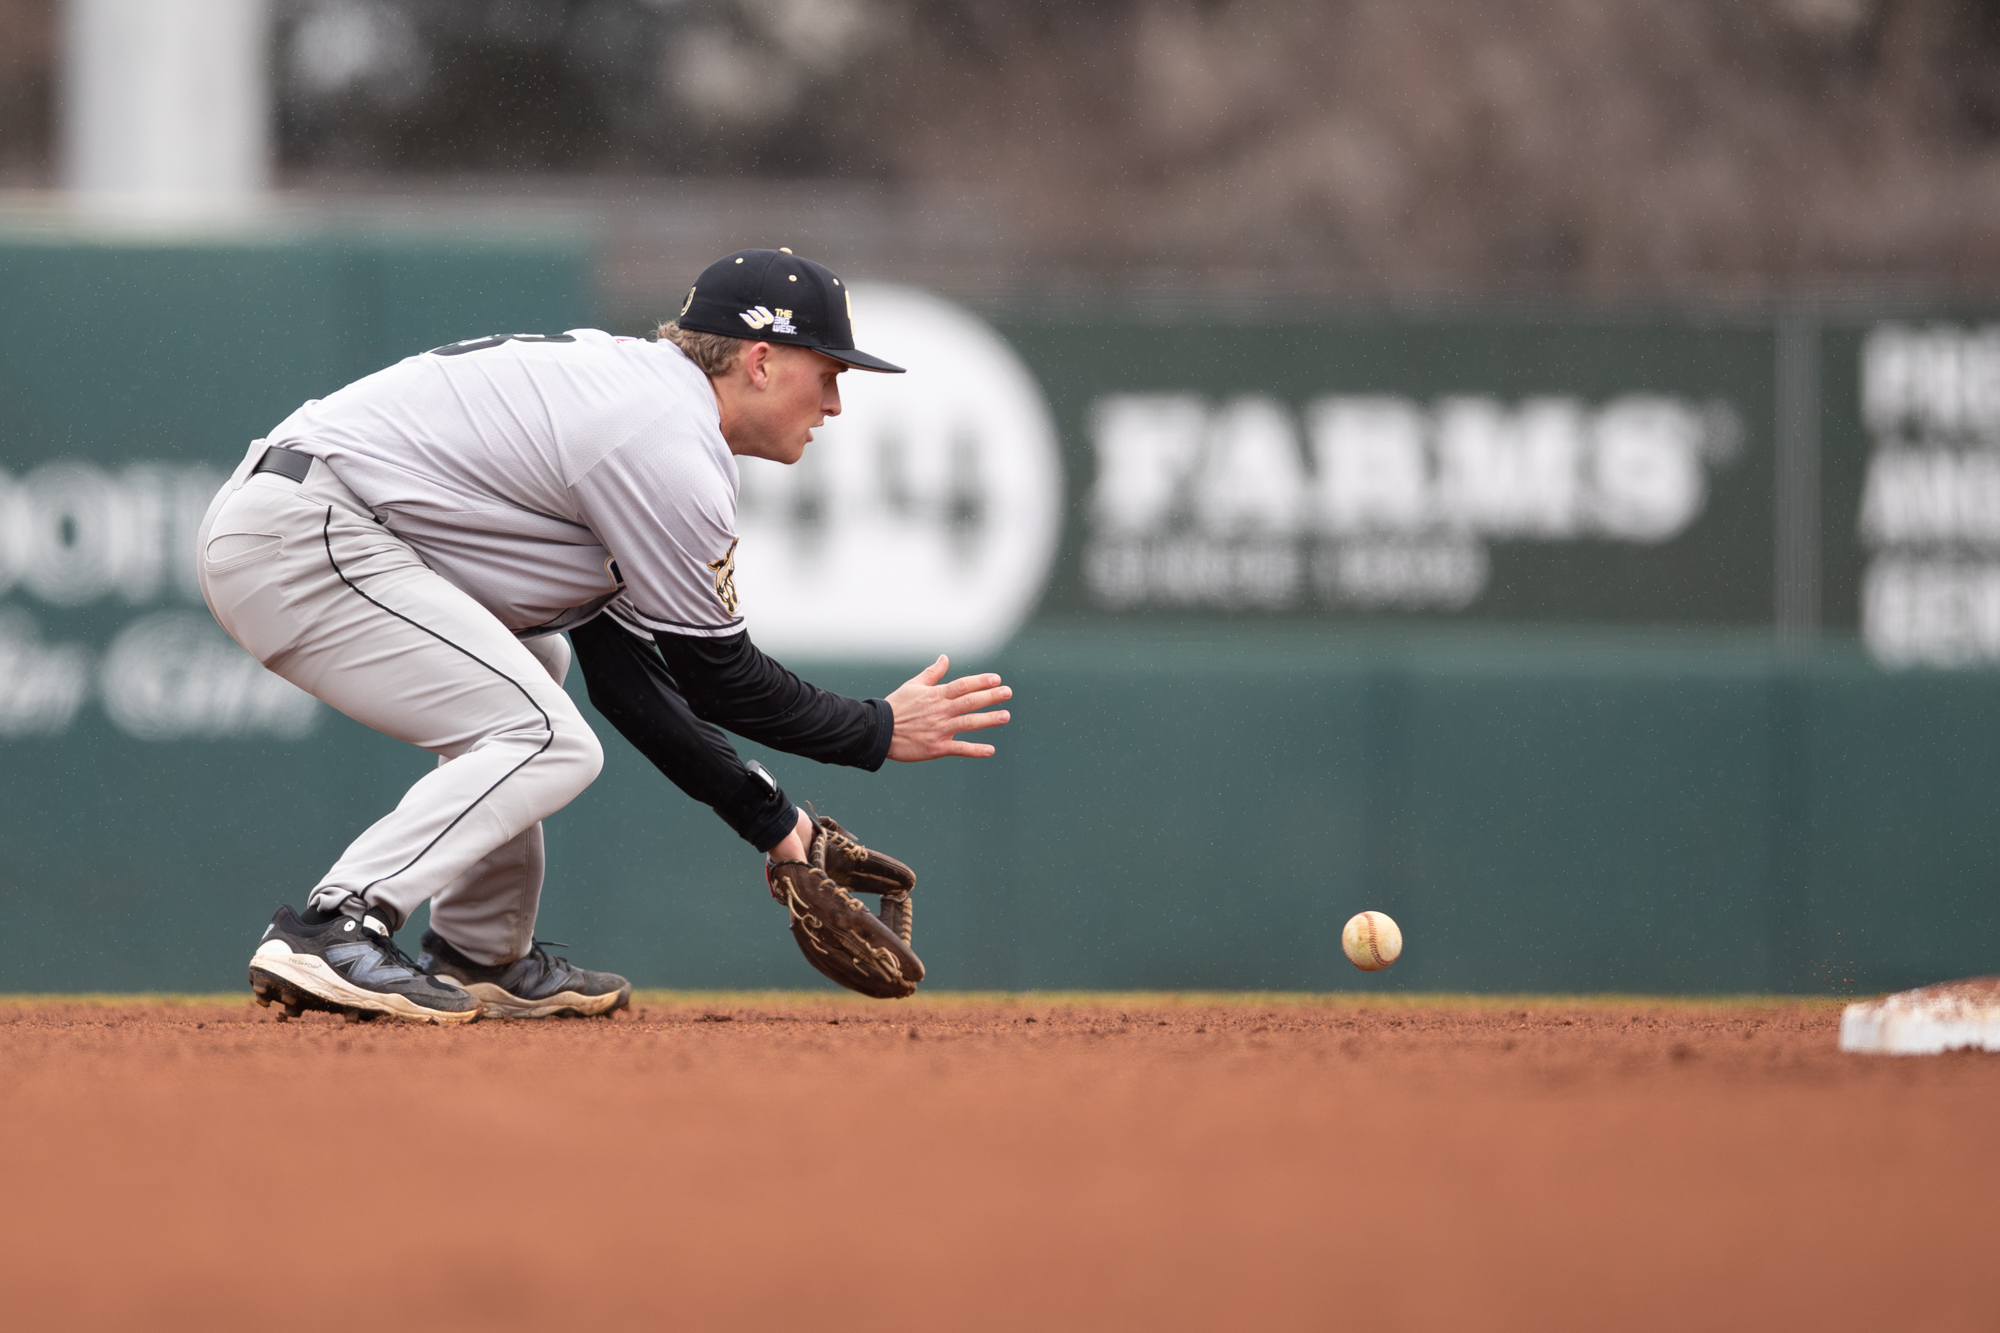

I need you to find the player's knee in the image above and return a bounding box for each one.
[546,711,603,792]
[575,725,604,785]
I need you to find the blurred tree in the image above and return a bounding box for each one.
[839,0,2000,290]
[7,0,2000,289]
[275,0,888,174]
[0,0,52,182]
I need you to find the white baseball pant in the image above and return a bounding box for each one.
[197,442,604,965]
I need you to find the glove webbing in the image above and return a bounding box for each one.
[811,812,914,946]
[809,821,911,947]
[879,891,913,946]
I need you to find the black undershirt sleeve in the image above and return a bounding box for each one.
[649,628,893,768]
[567,615,893,853]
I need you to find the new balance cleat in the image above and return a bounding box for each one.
[250,900,483,1025]
[417,930,631,1019]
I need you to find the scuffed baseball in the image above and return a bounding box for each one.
[1341,910,1403,972]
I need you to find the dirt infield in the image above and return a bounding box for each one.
[2,994,1995,1332]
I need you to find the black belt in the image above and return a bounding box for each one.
[251,445,313,483]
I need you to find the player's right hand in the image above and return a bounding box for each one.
[884,655,1012,761]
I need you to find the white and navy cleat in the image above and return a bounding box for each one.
[250,898,484,1025]
[417,930,631,1019]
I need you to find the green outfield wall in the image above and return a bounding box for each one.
[0,237,1994,994]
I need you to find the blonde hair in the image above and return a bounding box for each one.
[655,321,745,377]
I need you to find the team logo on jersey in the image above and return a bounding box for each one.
[708,539,740,614]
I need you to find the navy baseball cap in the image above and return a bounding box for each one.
[676,248,905,373]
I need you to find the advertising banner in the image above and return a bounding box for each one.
[739,303,1781,651]
[1005,315,1778,630]
[2,239,1997,995]
[1821,318,2000,666]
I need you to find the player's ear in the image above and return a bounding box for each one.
[743,340,774,388]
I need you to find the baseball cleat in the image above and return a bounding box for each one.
[249,900,483,1025]
[417,930,631,1019]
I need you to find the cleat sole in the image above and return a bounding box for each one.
[249,941,482,1026]
[458,979,632,1020]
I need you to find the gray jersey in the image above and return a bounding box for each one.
[266,330,744,639]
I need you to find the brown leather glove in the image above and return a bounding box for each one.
[765,816,923,999]
[813,815,915,944]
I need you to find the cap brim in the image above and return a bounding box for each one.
[811,344,906,374]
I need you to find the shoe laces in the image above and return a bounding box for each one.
[369,930,427,975]
[333,900,426,973]
[524,939,576,979]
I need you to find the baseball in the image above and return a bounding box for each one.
[1342,911,1403,971]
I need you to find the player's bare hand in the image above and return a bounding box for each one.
[885,655,1012,761]
[764,806,815,867]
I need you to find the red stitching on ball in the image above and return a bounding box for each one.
[1363,915,1389,968]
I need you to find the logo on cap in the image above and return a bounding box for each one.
[737,305,800,336]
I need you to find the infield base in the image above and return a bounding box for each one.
[1839,977,2000,1055]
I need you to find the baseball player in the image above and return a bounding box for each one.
[197,248,1012,1023]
